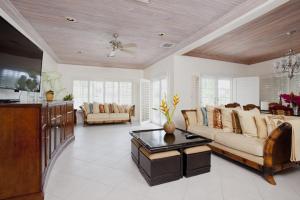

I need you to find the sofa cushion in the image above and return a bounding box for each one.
[254,115,268,139]
[113,103,119,113]
[99,104,105,113]
[83,102,91,114]
[221,107,241,133]
[213,108,222,129]
[186,111,198,126]
[232,110,242,134]
[188,125,223,140]
[201,107,208,126]
[196,108,203,125]
[104,103,110,113]
[206,106,215,128]
[237,110,258,137]
[214,132,265,157]
[109,113,129,120]
[118,105,125,113]
[87,113,110,121]
[93,102,100,113]
[265,115,285,135]
[210,142,264,165]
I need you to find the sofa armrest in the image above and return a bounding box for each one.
[181,109,197,131]
[80,106,88,125]
[263,122,292,184]
[129,105,135,118]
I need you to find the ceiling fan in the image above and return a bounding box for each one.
[107,33,137,57]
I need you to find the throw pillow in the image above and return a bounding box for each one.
[104,103,110,113]
[254,116,268,139]
[93,102,100,113]
[237,110,258,137]
[265,115,285,135]
[89,103,93,114]
[118,105,125,113]
[83,102,90,114]
[206,106,215,128]
[201,107,208,126]
[109,104,113,113]
[221,108,234,132]
[186,111,198,126]
[99,104,105,113]
[231,110,242,134]
[196,108,203,125]
[213,108,223,129]
[113,103,119,113]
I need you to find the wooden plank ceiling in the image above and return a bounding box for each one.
[184,0,300,65]
[8,0,265,69]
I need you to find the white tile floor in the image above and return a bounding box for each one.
[45,123,300,200]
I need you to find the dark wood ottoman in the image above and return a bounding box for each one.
[139,147,182,186]
[183,145,211,177]
[131,138,141,166]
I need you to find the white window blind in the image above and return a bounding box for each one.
[120,82,132,105]
[73,80,88,109]
[151,78,168,125]
[89,81,104,103]
[73,80,133,108]
[290,74,300,95]
[218,79,231,105]
[260,76,288,102]
[200,77,232,106]
[140,79,150,123]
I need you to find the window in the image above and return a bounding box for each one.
[120,82,132,105]
[73,80,88,109]
[200,77,232,106]
[72,80,133,108]
[89,81,104,103]
[151,77,168,125]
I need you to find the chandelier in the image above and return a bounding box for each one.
[274,49,300,79]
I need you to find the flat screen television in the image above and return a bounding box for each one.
[0,16,43,92]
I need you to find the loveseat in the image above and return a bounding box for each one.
[182,106,299,185]
[80,102,135,125]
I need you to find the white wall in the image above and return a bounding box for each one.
[0,8,58,101]
[144,55,175,96]
[233,77,260,106]
[57,63,143,121]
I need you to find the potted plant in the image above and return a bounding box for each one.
[280,93,300,115]
[160,94,180,134]
[63,94,74,101]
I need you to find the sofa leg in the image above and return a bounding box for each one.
[263,170,276,185]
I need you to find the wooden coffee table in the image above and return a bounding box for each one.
[129,128,212,185]
[130,128,212,153]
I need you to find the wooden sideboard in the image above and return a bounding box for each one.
[0,101,75,200]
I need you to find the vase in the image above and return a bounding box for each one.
[46,91,54,101]
[293,105,299,116]
[163,121,176,134]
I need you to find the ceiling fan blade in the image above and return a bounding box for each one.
[107,50,116,57]
[120,48,135,54]
[122,43,137,48]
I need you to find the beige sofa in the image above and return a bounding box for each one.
[80,103,134,125]
[182,108,297,185]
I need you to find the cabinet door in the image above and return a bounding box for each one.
[41,105,48,174]
[49,106,56,158]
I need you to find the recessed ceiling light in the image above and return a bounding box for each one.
[158,33,167,37]
[65,16,77,23]
[286,30,297,36]
[160,42,175,48]
[135,0,151,4]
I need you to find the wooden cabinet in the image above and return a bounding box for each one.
[0,101,74,200]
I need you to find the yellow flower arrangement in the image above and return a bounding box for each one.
[160,94,180,123]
